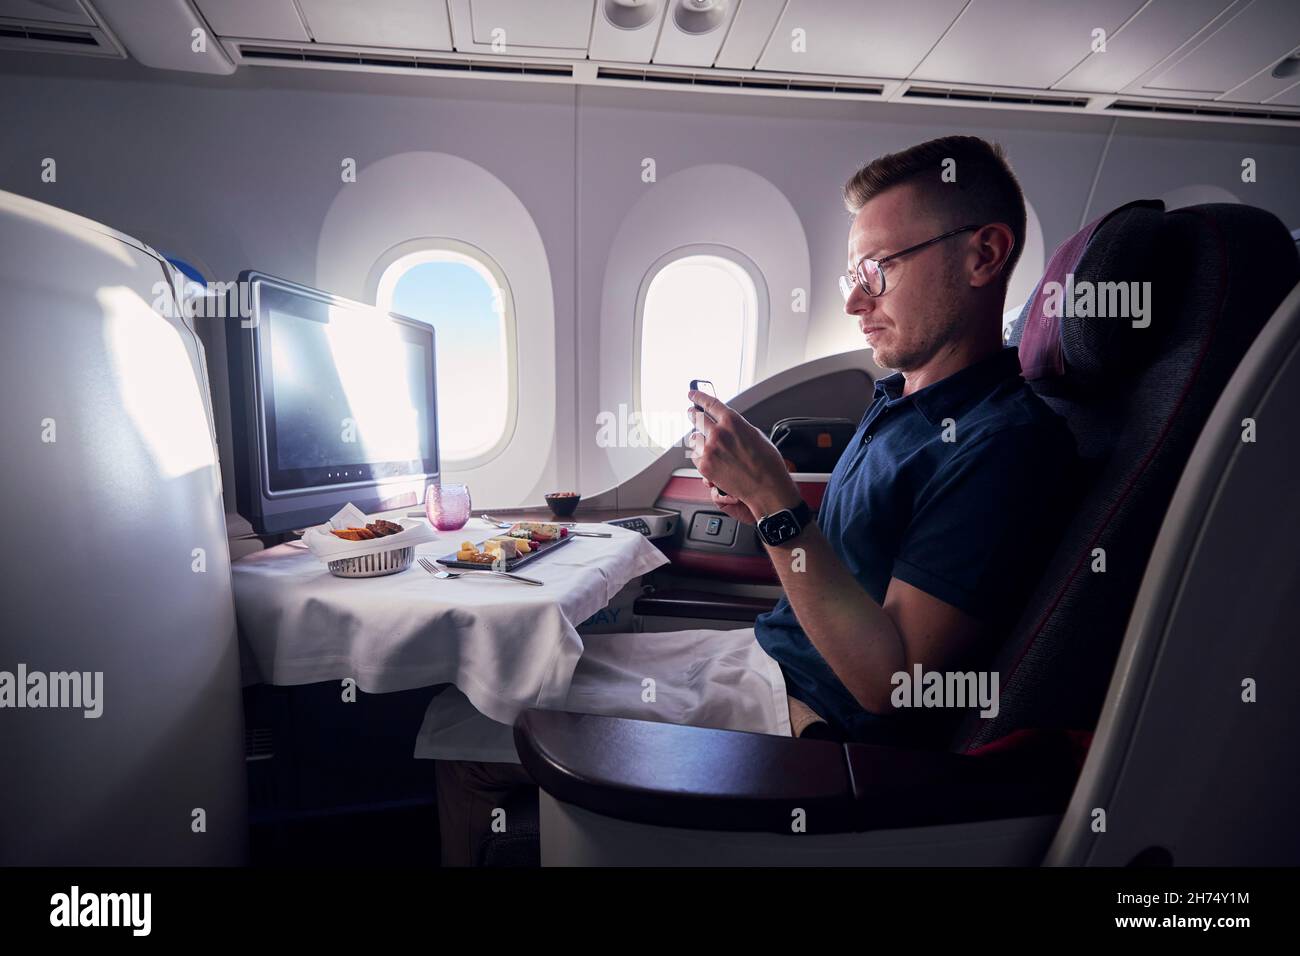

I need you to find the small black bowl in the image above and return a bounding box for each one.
[544,493,581,519]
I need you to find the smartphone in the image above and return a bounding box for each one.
[689,379,726,497]
[689,378,717,416]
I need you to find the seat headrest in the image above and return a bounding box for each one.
[1017,199,1166,385]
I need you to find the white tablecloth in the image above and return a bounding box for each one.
[232,518,670,725]
[415,626,792,763]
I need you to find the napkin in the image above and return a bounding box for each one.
[302,502,436,563]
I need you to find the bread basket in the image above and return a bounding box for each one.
[304,506,435,579]
[326,546,415,578]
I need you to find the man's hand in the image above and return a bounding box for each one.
[704,479,757,525]
[686,388,801,521]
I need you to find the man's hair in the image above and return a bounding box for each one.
[843,135,1026,282]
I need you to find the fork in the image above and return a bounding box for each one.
[480,513,578,529]
[417,556,544,586]
[478,513,609,537]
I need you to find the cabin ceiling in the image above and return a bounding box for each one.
[3,0,1300,125]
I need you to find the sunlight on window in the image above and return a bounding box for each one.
[379,251,511,464]
[639,255,756,448]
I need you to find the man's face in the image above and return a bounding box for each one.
[844,182,968,372]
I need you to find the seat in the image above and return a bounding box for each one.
[510,200,1300,865]
[1050,278,1300,865]
[963,200,1300,751]
[0,191,247,865]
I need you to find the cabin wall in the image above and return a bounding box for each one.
[3,55,1299,517]
[1,59,580,520]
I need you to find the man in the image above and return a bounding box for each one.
[436,135,1078,864]
[688,135,1078,745]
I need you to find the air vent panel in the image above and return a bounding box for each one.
[903,85,1089,108]
[244,727,275,762]
[236,44,573,77]
[596,66,884,97]
[1106,99,1300,125]
[0,18,121,56]
[215,42,1300,128]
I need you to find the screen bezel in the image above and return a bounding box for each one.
[247,274,439,499]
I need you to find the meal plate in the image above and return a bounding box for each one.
[437,532,575,571]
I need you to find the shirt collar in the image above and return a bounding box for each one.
[873,347,1024,425]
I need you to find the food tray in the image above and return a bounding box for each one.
[437,532,574,571]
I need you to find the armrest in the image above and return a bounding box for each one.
[514,710,1074,834]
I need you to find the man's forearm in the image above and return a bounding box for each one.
[761,520,905,713]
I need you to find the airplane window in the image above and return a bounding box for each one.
[637,253,758,448]
[376,247,515,465]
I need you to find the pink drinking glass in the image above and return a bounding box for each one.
[425,482,471,531]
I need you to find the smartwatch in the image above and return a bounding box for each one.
[757,500,813,548]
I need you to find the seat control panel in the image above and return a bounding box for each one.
[605,512,678,540]
[687,510,737,547]
[610,516,652,535]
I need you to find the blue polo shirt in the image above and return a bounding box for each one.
[754,347,1078,746]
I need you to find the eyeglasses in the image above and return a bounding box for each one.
[839,224,980,300]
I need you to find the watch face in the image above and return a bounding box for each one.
[760,510,800,546]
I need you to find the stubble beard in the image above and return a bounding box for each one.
[874,262,966,373]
